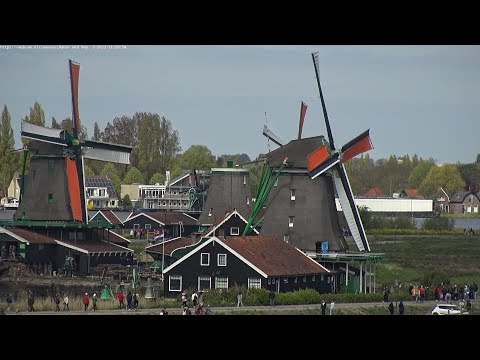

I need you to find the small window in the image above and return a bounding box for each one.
[246,196,250,205]
[198,276,211,292]
[303,276,307,283]
[48,193,54,204]
[208,208,213,217]
[290,189,296,201]
[243,175,246,185]
[230,227,240,236]
[248,278,262,289]
[133,224,140,231]
[294,277,297,283]
[169,275,182,292]
[267,278,272,285]
[215,277,228,289]
[145,224,151,230]
[217,254,227,266]
[283,235,289,243]
[201,253,210,266]
[327,277,331,283]
[283,277,288,284]
[312,275,316,282]
[321,275,324,281]
[289,216,294,228]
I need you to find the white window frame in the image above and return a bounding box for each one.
[289,216,294,228]
[294,277,297,283]
[290,189,296,201]
[133,224,140,231]
[208,208,212,217]
[303,276,307,283]
[200,253,210,266]
[217,253,227,266]
[248,278,262,289]
[169,275,182,292]
[230,227,240,236]
[246,196,250,205]
[215,277,228,289]
[283,235,289,243]
[283,277,288,283]
[321,275,324,281]
[198,276,212,292]
[312,275,316,282]
[145,224,151,230]
[243,175,246,185]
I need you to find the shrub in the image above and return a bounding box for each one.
[422,217,454,231]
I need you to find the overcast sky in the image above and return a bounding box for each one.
[1,45,479,164]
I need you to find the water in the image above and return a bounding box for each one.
[414,217,480,230]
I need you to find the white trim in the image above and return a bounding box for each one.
[0,227,30,245]
[124,212,165,226]
[144,236,180,250]
[295,247,330,273]
[202,210,259,237]
[198,276,212,292]
[310,158,340,180]
[124,211,134,221]
[169,275,182,292]
[163,237,268,278]
[55,240,89,254]
[181,212,198,222]
[215,277,228,289]
[107,231,131,244]
[200,252,210,266]
[217,253,227,266]
[169,172,190,186]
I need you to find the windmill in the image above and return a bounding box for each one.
[16,60,132,223]
[307,52,373,252]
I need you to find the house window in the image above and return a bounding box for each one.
[283,235,289,243]
[327,277,331,283]
[215,277,228,289]
[248,278,262,289]
[217,254,227,266]
[48,193,54,204]
[169,275,182,291]
[200,253,210,266]
[198,276,211,292]
[246,196,250,205]
[267,278,272,285]
[321,275,324,281]
[283,277,288,283]
[312,275,316,282]
[133,224,140,231]
[208,208,213,217]
[243,175,246,185]
[303,276,307,283]
[294,277,297,283]
[290,189,296,201]
[289,216,294,228]
[145,224,151,230]
[230,227,240,236]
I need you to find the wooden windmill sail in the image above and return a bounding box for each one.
[16,60,132,223]
[307,52,373,252]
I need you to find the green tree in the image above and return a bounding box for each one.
[123,167,145,185]
[22,101,45,126]
[137,113,162,182]
[0,105,18,195]
[51,116,60,129]
[149,172,166,185]
[102,115,139,167]
[100,163,122,195]
[408,158,436,188]
[59,117,88,142]
[93,121,102,141]
[84,164,95,177]
[419,164,466,198]
[179,145,216,170]
[158,116,181,172]
[122,194,132,208]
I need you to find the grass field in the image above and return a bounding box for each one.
[369,234,480,287]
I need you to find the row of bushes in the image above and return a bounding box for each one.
[367,229,463,236]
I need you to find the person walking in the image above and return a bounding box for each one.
[330,300,336,315]
[237,292,244,307]
[54,294,61,312]
[398,301,405,315]
[321,300,327,315]
[63,294,69,311]
[388,302,394,315]
[6,294,12,313]
[27,291,35,312]
[133,293,139,311]
[126,291,133,310]
[118,290,125,309]
[92,293,98,312]
[83,293,89,312]
[192,291,198,308]
[269,289,276,307]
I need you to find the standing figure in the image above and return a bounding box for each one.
[388,302,394,315]
[398,301,404,315]
[321,300,327,315]
[330,300,336,315]
[269,289,275,307]
[27,291,35,312]
[54,294,61,312]
[118,290,125,309]
[133,293,139,311]
[6,294,12,313]
[126,291,133,310]
[63,294,69,311]
[83,293,89,312]
[181,290,188,308]
[237,292,243,307]
[92,293,98,312]
[192,291,198,308]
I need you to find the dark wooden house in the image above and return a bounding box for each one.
[123,211,198,239]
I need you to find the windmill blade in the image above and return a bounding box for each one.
[340,129,373,163]
[312,52,335,150]
[307,145,339,179]
[333,164,370,252]
[82,140,132,164]
[21,121,67,146]
[298,101,308,140]
[263,124,285,147]
[69,59,81,134]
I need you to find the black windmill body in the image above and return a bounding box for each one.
[255,53,374,253]
[198,166,252,226]
[16,60,132,224]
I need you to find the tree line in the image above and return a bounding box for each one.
[1,101,479,201]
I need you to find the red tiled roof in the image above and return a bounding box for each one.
[220,236,328,277]
[363,188,385,197]
[4,228,57,244]
[132,212,198,226]
[98,210,122,225]
[57,239,132,254]
[145,237,199,256]
[405,188,420,198]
